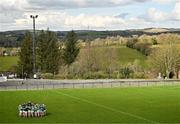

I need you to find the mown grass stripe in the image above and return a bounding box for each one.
[54,90,158,124]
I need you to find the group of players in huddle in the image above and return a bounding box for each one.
[18,101,46,117]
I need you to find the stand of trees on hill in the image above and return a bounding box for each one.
[17,32,33,77]
[17,30,79,78]
[149,41,180,78]
[2,31,180,79]
[126,38,151,56]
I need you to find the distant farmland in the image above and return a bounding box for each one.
[0,46,147,72]
[117,47,146,66]
[79,46,147,67]
[0,56,18,72]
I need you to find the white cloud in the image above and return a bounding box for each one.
[152,0,174,4]
[0,0,180,31]
[141,1,180,22]
[146,8,169,22]
[13,12,127,30]
[0,0,29,11]
[172,1,180,20]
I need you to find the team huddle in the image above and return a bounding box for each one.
[18,101,46,117]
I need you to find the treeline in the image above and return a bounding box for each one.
[17,30,79,78]
[126,38,152,56]
[1,29,180,47]
[0,34,22,47]
[149,42,180,79]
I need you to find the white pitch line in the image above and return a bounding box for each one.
[54,91,158,124]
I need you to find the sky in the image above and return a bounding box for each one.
[0,0,180,31]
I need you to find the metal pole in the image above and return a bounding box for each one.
[33,17,36,75]
[30,15,38,78]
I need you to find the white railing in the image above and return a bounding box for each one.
[0,79,180,91]
[0,76,7,82]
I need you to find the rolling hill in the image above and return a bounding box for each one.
[0,28,180,47]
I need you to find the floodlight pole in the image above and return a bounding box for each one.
[30,15,38,78]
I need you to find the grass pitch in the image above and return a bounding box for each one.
[0,86,180,123]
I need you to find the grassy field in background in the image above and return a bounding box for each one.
[0,86,180,123]
[117,47,147,67]
[0,46,147,72]
[0,56,19,72]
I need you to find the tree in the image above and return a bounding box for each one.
[63,30,80,66]
[37,30,61,74]
[36,30,46,72]
[120,66,134,79]
[152,37,158,45]
[17,32,33,77]
[149,42,180,78]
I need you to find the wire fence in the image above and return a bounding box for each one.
[0,79,180,91]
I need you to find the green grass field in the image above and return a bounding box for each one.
[0,56,18,71]
[117,47,147,66]
[0,86,180,123]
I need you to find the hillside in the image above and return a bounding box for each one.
[0,46,147,72]
[0,28,180,47]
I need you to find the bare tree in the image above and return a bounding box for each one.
[149,41,180,78]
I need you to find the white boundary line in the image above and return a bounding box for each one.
[54,91,158,124]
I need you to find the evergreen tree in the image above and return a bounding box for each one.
[37,30,61,74]
[63,30,80,66]
[17,32,33,77]
[37,30,47,72]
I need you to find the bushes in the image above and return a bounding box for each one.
[119,67,134,79]
[133,72,146,79]
[42,70,146,79]
[126,38,138,48]
[152,38,158,45]
[89,71,107,79]
[126,38,151,56]
[134,43,151,56]
[40,73,54,79]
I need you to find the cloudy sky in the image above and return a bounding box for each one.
[0,0,180,31]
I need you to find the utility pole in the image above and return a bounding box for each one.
[30,15,38,78]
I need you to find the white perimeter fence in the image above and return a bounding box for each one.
[0,79,180,91]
